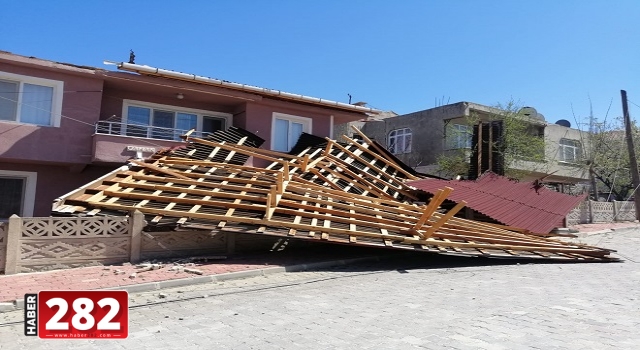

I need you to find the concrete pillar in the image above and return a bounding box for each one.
[588,200,594,223]
[612,200,618,222]
[5,215,22,275]
[129,210,145,263]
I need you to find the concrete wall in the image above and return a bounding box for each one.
[536,124,589,182]
[359,102,469,167]
[504,124,590,183]
[356,102,590,183]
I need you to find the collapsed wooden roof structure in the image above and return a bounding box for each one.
[53,127,617,262]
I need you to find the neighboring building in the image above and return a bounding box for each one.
[350,101,590,184]
[0,51,376,218]
[333,110,398,139]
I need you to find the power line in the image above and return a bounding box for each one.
[0,94,169,148]
[0,90,103,94]
[627,99,640,110]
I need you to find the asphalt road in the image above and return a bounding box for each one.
[1,231,639,349]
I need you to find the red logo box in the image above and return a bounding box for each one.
[36,290,128,339]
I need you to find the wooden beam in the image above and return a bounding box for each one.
[88,200,610,256]
[422,200,467,239]
[128,159,191,180]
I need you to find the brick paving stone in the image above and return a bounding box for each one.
[0,228,639,349]
[0,248,388,303]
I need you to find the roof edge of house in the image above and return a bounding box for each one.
[110,61,382,115]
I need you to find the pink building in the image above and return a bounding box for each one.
[0,51,377,217]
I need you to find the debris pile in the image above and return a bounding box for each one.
[53,127,617,262]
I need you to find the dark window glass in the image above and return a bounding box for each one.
[0,177,25,218]
[202,116,225,134]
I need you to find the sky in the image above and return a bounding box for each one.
[2,1,640,127]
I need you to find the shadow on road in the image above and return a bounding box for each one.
[174,239,608,277]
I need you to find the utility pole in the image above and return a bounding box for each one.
[621,90,640,220]
[588,99,599,200]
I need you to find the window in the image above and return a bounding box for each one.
[0,72,63,127]
[558,138,582,163]
[122,100,231,140]
[445,124,472,150]
[271,113,312,152]
[0,170,37,219]
[388,128,412,154]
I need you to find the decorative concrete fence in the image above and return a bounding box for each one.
[566,200,637,226]
[0,222,7,273]
[0,212,280,274]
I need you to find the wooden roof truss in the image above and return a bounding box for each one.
[52,127,617,262]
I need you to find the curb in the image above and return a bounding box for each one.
[577,229,614,238]
[611,226,640,234]
[0,255,382,314]
[576,225,639,238]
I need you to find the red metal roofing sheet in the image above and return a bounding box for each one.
[407,172,587,234]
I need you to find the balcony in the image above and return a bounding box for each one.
[95,120,212,141]
[92,121,210,164]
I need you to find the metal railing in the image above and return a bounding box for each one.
[94,120,211,141]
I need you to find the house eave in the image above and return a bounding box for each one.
[108,61,381,115]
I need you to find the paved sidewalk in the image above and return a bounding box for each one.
[0,245,393,307]
[568,221,640,234]
[0,222,636,310]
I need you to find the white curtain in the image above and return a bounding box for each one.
[21,83,53,125]
[176,113,197,140]
[274,118,289,152]
[290,122,303,150]
[0,80,18,121]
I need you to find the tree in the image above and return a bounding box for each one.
[436,101,551,179]
[587,116,640,201]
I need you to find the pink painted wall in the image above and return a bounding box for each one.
[1,162,117,217]
[0,55,368,220]
[0,63,103,165]
[99,88,237,122]
[241,100,334,148]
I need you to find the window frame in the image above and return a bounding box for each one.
[387,127,412,154]
[558,138,582,163]
[444,124,472,150]
[121,100,232,140]
[0,71,64,127]
[0,170,37,218]
[271,112,312,152]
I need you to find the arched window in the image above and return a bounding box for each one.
[388,128,412,154]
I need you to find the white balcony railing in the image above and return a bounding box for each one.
[95,121,211,141]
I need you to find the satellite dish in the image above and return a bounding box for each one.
[520,107,537,117]
[519,107,545,121]
[555,119,571,128]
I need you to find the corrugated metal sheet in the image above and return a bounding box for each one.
[408,172,587,234]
